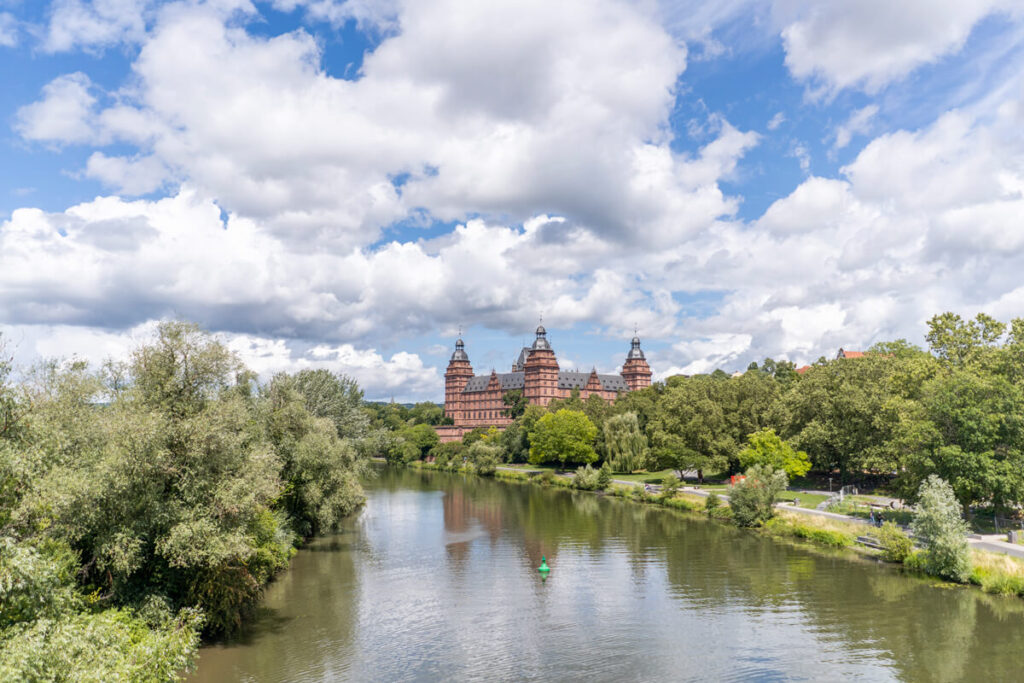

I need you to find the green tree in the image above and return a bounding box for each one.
[502,389,529,419]
[911,475,971,582]
[528,409,598,469]
[926,311,1006,368]
[896,368,1024,512]
[292,369,370,438]
[737,428,811,479]
[13,322,295,636]
[261,374,365,536]
[397,423,440,460]
[781,353,910,482]
[467,441,501,476]
[603,412,652,473]
[729,465,788,527]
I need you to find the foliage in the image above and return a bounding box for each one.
[262,374,365,536]
[597,462,611,490]
[502,389,529,419]
[877,522,913,563]
[571,464,604,491]
[737,428,811,478]
[729,465,788,527]
[0,320,371,678]
[603,412,652,473]
[528,409,598,469]
[910,475,972,582]
[467,442,501,476]
[430,441,465,470]
[704,492,721,515]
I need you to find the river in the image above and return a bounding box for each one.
[190,468,1024,682]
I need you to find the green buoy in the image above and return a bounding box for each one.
[538,556,550,573]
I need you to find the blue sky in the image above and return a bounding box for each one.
[1,0,1023,401]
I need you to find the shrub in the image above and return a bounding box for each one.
[659,474,681,500]
[878,522,913,563]
[729,465,788,527]
[536,470,556,486]
[597,462,612,490]
[572,464,602,490]
[704,492,721,514]
[911,475,971,582]
[467,442,501,476]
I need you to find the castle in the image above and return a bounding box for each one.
[436,325,652,442]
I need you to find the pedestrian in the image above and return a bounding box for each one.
[869,510,876,526]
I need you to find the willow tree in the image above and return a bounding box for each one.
[603,412,651,473]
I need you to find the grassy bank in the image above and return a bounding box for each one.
[410,460,1024,603]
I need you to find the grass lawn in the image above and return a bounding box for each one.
[777,491,829,509]
[608,469,678,484]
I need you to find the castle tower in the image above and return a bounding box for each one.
[444,337,474,422]
[523,325,559,407]
[622,335,652,391]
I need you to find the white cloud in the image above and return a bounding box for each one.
[15,0,759,250]
[778,0,1019,94]
[767,111,785,130]
[832,104,878,150]
[14,73,99,144]
[0,12,18,47]
[84,152,169,195]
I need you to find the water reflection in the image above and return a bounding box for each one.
[191,468,1024,682]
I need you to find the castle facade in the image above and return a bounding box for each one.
[436,325,652,442]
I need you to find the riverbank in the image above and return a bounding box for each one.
[408,460,1024,602]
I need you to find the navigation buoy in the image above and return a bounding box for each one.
[538,556,550,573]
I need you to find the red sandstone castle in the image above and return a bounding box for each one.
[436,325,652,441]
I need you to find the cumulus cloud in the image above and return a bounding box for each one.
[14,73,99,144]
[778,0,1020,94]
[651,92,1024,372]
[14,0,760,250]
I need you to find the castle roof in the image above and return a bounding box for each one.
[461,370,627,393]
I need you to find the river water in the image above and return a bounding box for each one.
[190,468,1024,682]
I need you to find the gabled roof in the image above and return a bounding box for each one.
[837,348,865,359]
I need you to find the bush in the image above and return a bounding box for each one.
[659,474,680,500]
[911,475,971,582]
[878,522,913,563]
[728,465,788,527]
[536,470,556,486]
[597,462,612,490]
[572,464,602,490]
[467,442,501,476]
[704,492,721,514]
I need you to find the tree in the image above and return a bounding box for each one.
[467,441,501,476]
[603,412,652,472]
[261,374,365,536]
[737,428,811,479]
[398,423,440,460]
[528,409,598,469]
[781,353,908,482]
[910,475,971,582]
[647,375,733,482]
[408,401,446,426]
[502,389,529,419]
[729,465,788,527]
[292,369,370,439]
[896,368,1024,512]
[926,312,1006,368]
